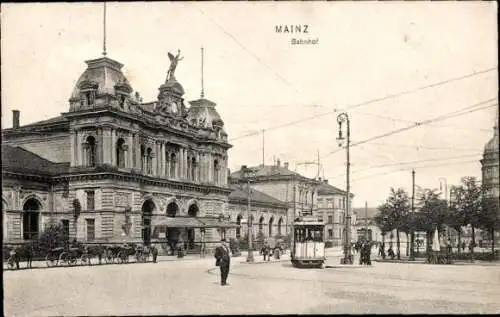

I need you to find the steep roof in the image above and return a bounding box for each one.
[230,164,301,179]
[316,181,346,195]
[352,207,380,219]
[2,115,69,133]
[1,145,69,176]
[229,185,287,208]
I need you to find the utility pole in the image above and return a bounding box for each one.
[244,167,255,263]
[337,112,352,265]
[365,201,368,240]
[410,169,416,261]
[262,130,265,166]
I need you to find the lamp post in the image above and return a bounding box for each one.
[337,112,352,265]
[439,177,448,241]
[243,167,255,262]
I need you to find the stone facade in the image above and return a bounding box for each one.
[226,185,288,241]
[229,161,322,235]
[2,54,232,252]
[315,179,354,246]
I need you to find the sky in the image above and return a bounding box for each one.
[1,2,498,208]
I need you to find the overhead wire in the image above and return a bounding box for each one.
[321,98,497,159]
[229,68,497,142]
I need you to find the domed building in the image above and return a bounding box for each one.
[2,53,235,253]
[480,109,499,246]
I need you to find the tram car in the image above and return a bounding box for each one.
[291,216,326,268]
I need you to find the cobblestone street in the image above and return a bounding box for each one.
[4,248,500,315]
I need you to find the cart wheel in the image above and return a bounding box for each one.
[7,256,16,269]
[68,255,77,266]
[45,254,57,267]
[59,252,68,266]
[80,254,89,266]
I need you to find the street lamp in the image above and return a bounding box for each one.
[336,112,352,265]
[243,167,255,263]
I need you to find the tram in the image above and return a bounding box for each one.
[290,216,326,268]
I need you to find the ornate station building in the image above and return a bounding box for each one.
[2,52,233,251]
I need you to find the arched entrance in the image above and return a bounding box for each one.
[141,199,155,245]
[236,214,242,238]
[23,198,41,240]
[278,217,283,235]
[166,202,179,254]
[187,204,199,250]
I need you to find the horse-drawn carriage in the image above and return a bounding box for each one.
[3,243,34,270]
[45,245,89,267]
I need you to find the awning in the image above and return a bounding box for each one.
[154,217,205,229]
[198,217,240,229]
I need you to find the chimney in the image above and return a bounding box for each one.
[284,162,289,170]
[277,159,281,167]
[12,110,20,129]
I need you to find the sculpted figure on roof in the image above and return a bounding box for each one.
[167,50,183,81]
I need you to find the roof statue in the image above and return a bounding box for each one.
[167,50,183,81]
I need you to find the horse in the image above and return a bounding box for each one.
[12,243,35,269]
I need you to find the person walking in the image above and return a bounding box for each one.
[214,238,231,286]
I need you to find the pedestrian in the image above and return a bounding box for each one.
[214,238,231,286]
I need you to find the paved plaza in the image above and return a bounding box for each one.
[4,248,500,315]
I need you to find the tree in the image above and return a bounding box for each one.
[452,177,482,254]
[447,185,467,253]
[480,196,500,255]
[37,223,68,253]
[418,188,450,255]
[377,188,410,260]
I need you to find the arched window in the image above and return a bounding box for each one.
[191,157,197,182]
[146,148,153,174]
[278,217,283,235]
[170,153,177,178]
[214,159,220,184]
[85,136,97,167]
[140,145,146,172]
[187,156,192,181]
[236,214,242,238]
[259,216,264,233]
[23,198,41,240]
[269,217,274,237]
[116,138,126,168]
[119,95,126,108]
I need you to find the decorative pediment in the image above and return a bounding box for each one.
[114,81,132,94]
[78,79,99,91]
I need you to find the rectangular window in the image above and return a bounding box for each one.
[61,219,70,242]
[328,215,333,224]
[86,218,95,242]
[328,229,333,239]
[86,190,95,211]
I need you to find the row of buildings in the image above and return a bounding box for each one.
[1,51,354,252]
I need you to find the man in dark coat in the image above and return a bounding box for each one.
[214,238,231,286]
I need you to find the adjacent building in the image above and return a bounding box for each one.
[227,185,288,240]
[229,160,321,235]
[315,179,353,246]
[480,109,500,246]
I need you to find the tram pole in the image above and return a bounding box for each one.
[244,168,255,263]
[337,112,352,265]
